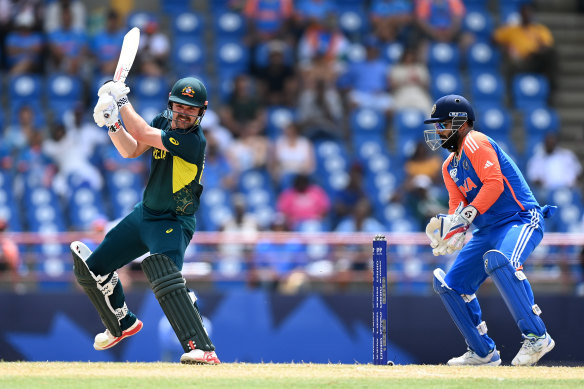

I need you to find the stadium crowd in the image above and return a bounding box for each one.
[0,0,583,292]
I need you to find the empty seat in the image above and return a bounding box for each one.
[470,71,505,107]
[430,71,463,100]
[512,73,549,110]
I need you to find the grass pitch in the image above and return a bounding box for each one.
[1,362,583,389]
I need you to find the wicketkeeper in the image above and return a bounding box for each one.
[424,95,556,366]
[71,76,220,364]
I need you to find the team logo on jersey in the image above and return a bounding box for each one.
[181,86,195,97]
[166,228,173,234]
[431,104,436,115]
[449,168,458,182]
[463,159,469,170]
[169,137,179,145]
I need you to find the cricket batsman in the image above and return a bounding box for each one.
[424,95,556,366]
[70,76,220,364]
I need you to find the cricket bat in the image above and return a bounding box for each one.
[104,27,140,122]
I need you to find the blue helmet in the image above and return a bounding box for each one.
[424,95,475,152]
[424,94,475,124]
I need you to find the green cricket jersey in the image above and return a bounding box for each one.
[142,112,206,222]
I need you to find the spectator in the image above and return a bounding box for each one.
[63,104,109,162]
[201,130,237,190]
[341,37,393,114]
[201,108,233,153]
[15,131,55,189]
[297,78,343,140]
[244,0,295,53]
[0,218,20,284]
[4,105,41,153]
[370,0,414,44]
[91,9,125,76]
[297,13,350,85]
[137,19,170,77]
[404,140,443,184]
[493,3,557,94]
[388,46,433,113]
[526,132,582,192]
[47,3,88,75]
[270,121,315,188]
[295,0,335,26]
[335,197,386,233]
[414,0,466,48]
[331,163,366,228]
[226,120,270,173]
[42,122,104,198]
[5,10,43,74]
[255,40,298,106]
[276,174,330,230]
[219,74,266,138]
[44,0,86,33]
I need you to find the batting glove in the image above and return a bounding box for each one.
[93,94,120,130]
[98,80,130,110]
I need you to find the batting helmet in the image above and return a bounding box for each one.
[424,94,475,124]
[167,77,208,130]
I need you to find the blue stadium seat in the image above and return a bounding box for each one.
[523,107,559,155]
[513,74,549,110]
[132,75,169,106]
[214,11,245,39]
[313,139,351,193]
[172,39,206,78]
[463,8,494,39]
[126,11,157,30]
[24,187,67,231]
[46,74,83,121]
[216,39,249,77]
[430,71,463,100]
[9,74,42,110]
[68,184,106,230]
[427,43,460,72]
[238,169,277,228]
[470,71,505,108]
[104,169,143,219]
[478,105,512,137]
[337,7,368,39]
[350,107,386,145]
[161,0,191,14]
[381,42,404,64]
[171,12,203,39]
[266,106,295,139]
[393,109,426,159]
[467,42,501,74]
[199,187,233,231]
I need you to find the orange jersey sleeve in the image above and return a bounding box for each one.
[442,154,467,213]
[463,132,504,214]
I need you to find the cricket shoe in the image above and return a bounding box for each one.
[447,348,501,366]
[180,349,221,365]
[93,319,143,350]
[512,332,555,366]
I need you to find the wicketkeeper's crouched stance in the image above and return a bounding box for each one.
[423,95,556,366]
[72,75,219,364]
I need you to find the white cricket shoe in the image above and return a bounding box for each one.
[447,348,501,366]
[180,349,221,365]
[512,332,555,366]
[93,319,143,350]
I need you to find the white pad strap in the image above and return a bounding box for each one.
[532,304,542,316]
[515,271,527,281]
[476,321,488,335]
[461,293,476,303]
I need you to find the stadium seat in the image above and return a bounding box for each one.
[478,105,512,137]
[162,0,191,14]
[214,11,245,39]
[463,9,494,40]
[427,43,460,72]
[467,42,501,74]
[393,109,426,159]
[470,71,505,108]
[172,39,206,78]
[337,7,368,39]
[9,74,42,110]
[199,187,233,231]
[46,74,83,121]
[68,184,106,230]
[266,106,295,139]
[523,107,559,155]
[512,73,550,110]
[254,41,294,67]
[126,11,157,30]
[430,71,463,101]
[171,12,203,39]
[350,107,386,145]
[215,39,250,80]
[132,75,169,106]
[381,42,404,64]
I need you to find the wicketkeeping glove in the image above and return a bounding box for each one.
[425,216,451,256]
[93,94,119,129]
[98,80,130,110]
[436,202,478,254]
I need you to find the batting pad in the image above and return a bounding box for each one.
[71,241,123,337]
[433,269,494,357]
[141,254,214,353]
[484,250,546,337]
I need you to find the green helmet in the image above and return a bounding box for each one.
[167,77,208,129]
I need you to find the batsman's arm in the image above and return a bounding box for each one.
[119,104,168,153]
[108,121,151,159]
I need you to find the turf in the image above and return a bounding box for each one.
[1,362,583,389]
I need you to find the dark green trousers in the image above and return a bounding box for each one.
[86,202,195,330]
